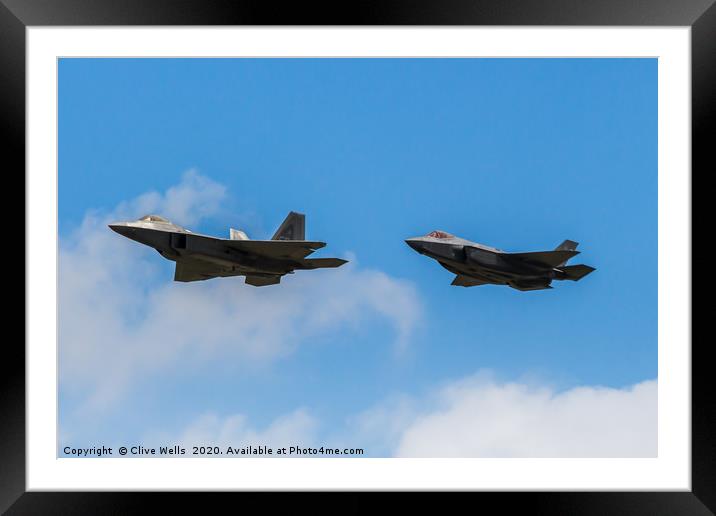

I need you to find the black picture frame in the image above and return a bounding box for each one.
[5,1,709,513]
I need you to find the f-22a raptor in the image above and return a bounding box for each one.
[109,212,347,286]
[406,230,595,291]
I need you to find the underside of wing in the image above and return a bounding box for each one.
[174,259,227,282]
[224,239,326,259]
[451,275,490,287]
[245,274,281,287]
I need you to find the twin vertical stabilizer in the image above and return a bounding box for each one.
[228,212,305,241]
[272,211,305,241]
[229,228,249,240]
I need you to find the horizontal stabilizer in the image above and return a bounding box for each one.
[451,275,489,287]
[508,250,580,269]
[555,239,579,251]
[272,211,305,241]
[560,264,596,281]
[245,275,281,287]
[301,258,348,269]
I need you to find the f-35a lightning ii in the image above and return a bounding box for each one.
[109,212,347,286]
[405,231,595,291]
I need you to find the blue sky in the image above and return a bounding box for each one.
[58,58,657,457]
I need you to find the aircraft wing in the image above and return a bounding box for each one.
[506,250,579,269]
[451,275,489,287]
[174,259,228,282]
[223,239,326,259]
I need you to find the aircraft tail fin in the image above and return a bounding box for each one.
[555,239,579,251]
[553,240,579,266]
[272,211,305,241]
[229,228,249,240]
[560,264,596,281]
[300,258,348,269]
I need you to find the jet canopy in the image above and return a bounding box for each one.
[139,214,171,223]
[426,230,454,239]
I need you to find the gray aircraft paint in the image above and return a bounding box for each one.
[405,230,595,291]
[109,212,347,287]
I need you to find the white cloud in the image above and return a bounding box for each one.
[59,171,422,416]
[173,409,318,452]
[353,372,657,457]
[112,169,228,227]
[61,171,654,459]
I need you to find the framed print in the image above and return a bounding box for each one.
[6,0,710,513]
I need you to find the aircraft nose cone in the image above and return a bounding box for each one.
[405,239,424,253]
[108,223,133,237]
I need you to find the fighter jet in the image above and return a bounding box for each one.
[405,230,595,291]
[109,212,347,286]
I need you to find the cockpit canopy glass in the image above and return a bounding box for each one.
[427,230,454,239]
[139,214,170,223]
